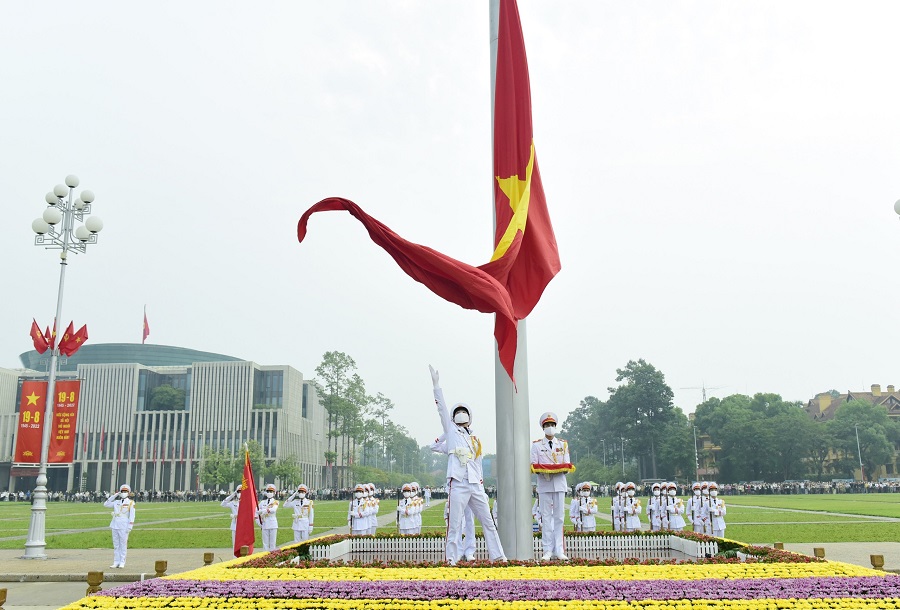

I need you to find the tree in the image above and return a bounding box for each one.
[827,399,898,481]
[606,359,676,479]
[148,384,185,411]
[315,352,366,488]
[267,455,302,488]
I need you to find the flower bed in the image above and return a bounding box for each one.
[60,532,900,609]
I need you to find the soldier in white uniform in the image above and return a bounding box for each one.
[708,482,727,537]
[366,483,379,535]
[530,411,575,561]
[570,482,598,532]
[611,482,624,532]
[700,481,713,535]
[256,483,280,551]
[648,482,664,531]
[398,484,419,535]
[221,488,241,547]
[410,482,423,534]
[103,483,135,568]
[284,484,315,542]
[348,483,372,535]
[623,481,642,532]
[429,365,506,565]
[665,482,686,531]
[424,486,432,507]
[430,433,478,559]
[687,482,708,533]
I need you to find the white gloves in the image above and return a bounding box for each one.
[429,365,440,389]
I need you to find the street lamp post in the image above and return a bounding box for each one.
[854,424,865,487]
[620,437,625,475]
[601,439,606,469]
[693,426,700,482]
[24,175,103,559]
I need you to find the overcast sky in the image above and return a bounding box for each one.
[3,1,900,452]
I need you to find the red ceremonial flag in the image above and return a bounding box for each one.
[59,324,88,357]
[142,308,150,344]
[30,319,49,354]
[99,425,105,455]
[296,0,558,382]
[45,319,57,350]
[234,450,259,557]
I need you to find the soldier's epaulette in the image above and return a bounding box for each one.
[532,439,542,443]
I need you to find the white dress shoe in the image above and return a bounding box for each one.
[541,553,552,561]
[556,554,569,561]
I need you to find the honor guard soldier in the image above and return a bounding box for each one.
[665,482,686,531]
[611,482,625,532]
[700,481,713,534]
[570,482,599,532]
[365,483,379,535]
[430,365,506,565]
[623,481,642,532]
[648,482,664,531]
[104,483,135,568]
[257,483,280,550]
[410,482,423,534]
[398,484,419,535]
[348,484,373,535]
[687,482,708,533]
[531,412,575,561]
[284,484,315,542]
[221,488,241,547]
[708,482,727,537]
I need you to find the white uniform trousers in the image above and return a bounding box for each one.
[262,528,278,551]
[458,506,476,560]
[539,491,565,557]
[293,527,310,542]
[446,480,503,563]
[112,529,130,566]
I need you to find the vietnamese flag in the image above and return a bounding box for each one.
[234,449,259,557]
[296,2,558,382]
[30,319,49,354]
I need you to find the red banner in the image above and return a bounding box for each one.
[13,380,81,464]
[48,380,80,464]
[14,381,47,463]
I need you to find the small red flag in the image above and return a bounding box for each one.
[142,309,150,344]
[30,319,49,354]
[234,450,259,557]
[59,323,88,357]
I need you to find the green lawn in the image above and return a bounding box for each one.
[722,494,900,518]
[0,495,895,548]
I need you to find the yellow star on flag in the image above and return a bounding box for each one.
[26,392,40,406]
[490,141,535,262]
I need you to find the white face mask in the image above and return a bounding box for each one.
[627,490,635,497]
[580,490,590,497]
[668,489,676,496]
[266,492,274,498]
[298,493,306,499]
[653,490,660,496]
[710,490,718,497]
[543,426,556,437]
[403,491,411,498]
[694,489,701,496]
[355,491,363,498]
[453,412,469,425]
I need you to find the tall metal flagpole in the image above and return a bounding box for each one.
[490,0,534,560]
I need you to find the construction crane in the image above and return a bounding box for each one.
[679,383,725,403]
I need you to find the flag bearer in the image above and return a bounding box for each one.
[257,483,280,550]
[430,365,506,565]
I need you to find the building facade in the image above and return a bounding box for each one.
[1,344,328,493]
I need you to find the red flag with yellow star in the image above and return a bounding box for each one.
[296,0,558,381]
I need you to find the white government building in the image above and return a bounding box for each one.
[0,344,328,493]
